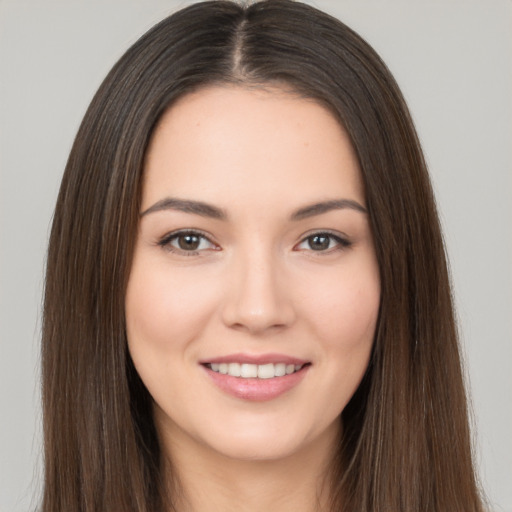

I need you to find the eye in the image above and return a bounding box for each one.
[158,230,218,255]
[296,232,351,252]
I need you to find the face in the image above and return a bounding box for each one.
[125,86,380,463]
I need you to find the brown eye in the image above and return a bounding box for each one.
[296,231,352,253]
[158,230,217,254]
[308,234,331,251]
[177,234,201,251]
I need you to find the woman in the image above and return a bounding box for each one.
[41,1,485,510]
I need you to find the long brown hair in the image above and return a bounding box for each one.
[41,1,484,510]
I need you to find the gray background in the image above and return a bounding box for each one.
[1,1,510,511]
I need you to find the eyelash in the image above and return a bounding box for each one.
[157,229,352,256]
[157,229,218,256]
[296,230,352,254]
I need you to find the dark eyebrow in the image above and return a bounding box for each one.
[140,197,227,220]
[290,199,367,221]
[141,197,366,221]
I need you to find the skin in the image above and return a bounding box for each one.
[125,86,381,511]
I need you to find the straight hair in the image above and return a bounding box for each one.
[41,1,485,510]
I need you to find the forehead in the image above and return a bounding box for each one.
[142,86,364,210]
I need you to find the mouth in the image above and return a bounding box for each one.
[200,355,311,401]
[204,362,308,379]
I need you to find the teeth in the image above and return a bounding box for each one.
[228,362,241,377]
[274,363,286,377]
[257,363,274,379]
[208,362,304,379]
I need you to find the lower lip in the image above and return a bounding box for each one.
[203,365,310,401]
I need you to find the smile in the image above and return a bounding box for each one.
[206,362,304,379]
[201,356,311,401]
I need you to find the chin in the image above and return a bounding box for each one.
[194,416,338,464]
[205,433,308,462]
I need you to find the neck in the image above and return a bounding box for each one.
[160,422,339,512]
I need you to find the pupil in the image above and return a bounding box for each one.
[309,234,329,250]
[179,234,200,250]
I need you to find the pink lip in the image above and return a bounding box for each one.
[200,353,309,366]
[200,354,311,402]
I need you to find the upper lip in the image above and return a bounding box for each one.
[200,353,310,366]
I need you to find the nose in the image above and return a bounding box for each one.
[221,247,296,335]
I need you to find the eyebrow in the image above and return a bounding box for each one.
[140,198,227,219]
[290,199,367,220]
[140,197,367,220]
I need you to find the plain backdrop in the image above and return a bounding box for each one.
[0,1,511,511]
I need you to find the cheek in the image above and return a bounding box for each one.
[306,266,380,414]
[125,259,219,359]
[300,253,380,412]
[124,259,223,415]
[306,260,380,350]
